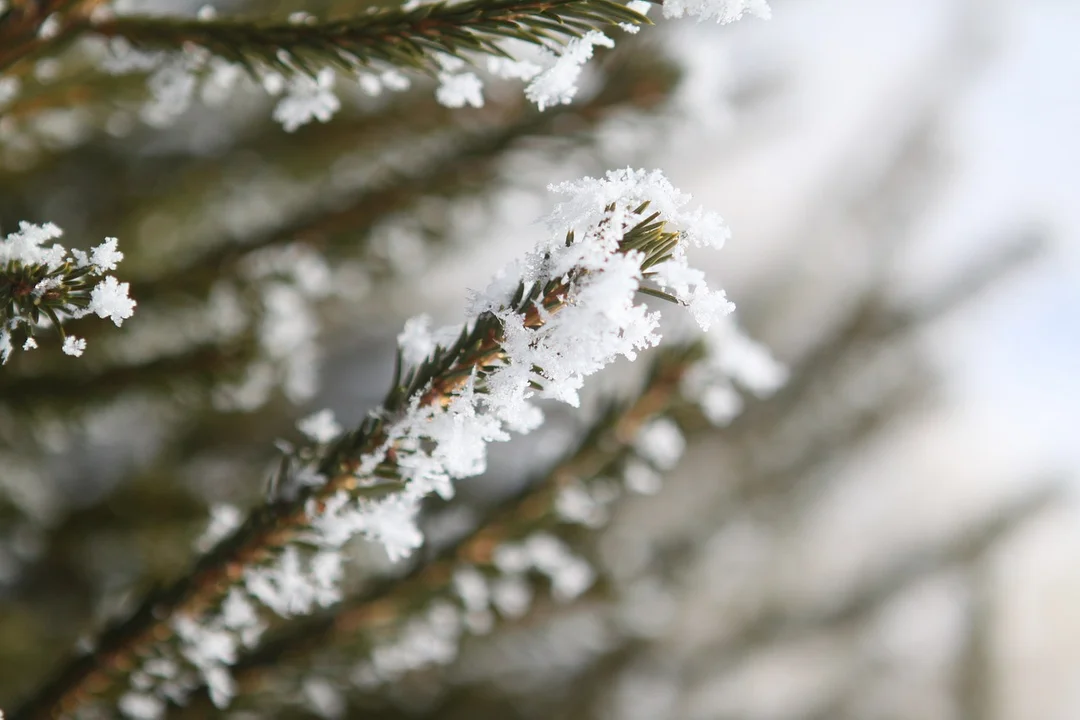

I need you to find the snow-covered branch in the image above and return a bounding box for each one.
[173,326,783,715]
[10,168,738,720]
[0,0,769,134]
[0,222,135,363]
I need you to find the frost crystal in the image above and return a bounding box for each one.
[524,533,596,601]
[525,31,613,111]
[298,409,343,444]
[88,276,137,326]
[555,481,610,527]
[681,314,787,425]
[244,546,341,617]
[303,678,345,719]
[620,0,653,32]
[0,221,65,268]
[309,168,733,563]
[546,168,735,330]
[195,504,242,552]
[141,59,198,127]
[81,0,766,134]
[37,13,61,39]
[435,72,484,109]
[487,56,542,81]
[273,69,341,132]
[624,460,662,495]
[397,314,436,368]
[491,575,533,618]
[62,336,86,357]
[118,692,164,720]
[634,418,686,470]
[0,76,20,110]
[217,244,331,411]
[89,237,124,271]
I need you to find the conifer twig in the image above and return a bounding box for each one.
[169,344,700,716]
[87,0,652,78]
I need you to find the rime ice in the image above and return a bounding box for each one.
[0,223,136,362]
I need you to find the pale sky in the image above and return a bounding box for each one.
[919,0,1080,473]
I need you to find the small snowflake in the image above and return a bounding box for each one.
[90,237,124,272]
[435,72,484,109]
[297,409,342,444]
[62,336,86,357]
[89,276,136,326]
[273,68,340,132]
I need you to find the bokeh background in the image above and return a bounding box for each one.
[1,0,1078,717]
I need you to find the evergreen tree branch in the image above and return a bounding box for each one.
[168,344,699,717]
[0,338,258,410]
[87,0,652,78]
[9,192,717,720]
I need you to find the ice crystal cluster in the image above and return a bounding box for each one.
[0,222,136,362]
[87,0,769,133]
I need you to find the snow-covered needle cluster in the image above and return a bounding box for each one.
[0,222,136,362]
[299,168,734,557]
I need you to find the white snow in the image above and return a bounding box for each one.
[88,276,137,326]
[435,72,484,109]
[273,68,341,132]
[525,31,614,111]
[298,409,343,444]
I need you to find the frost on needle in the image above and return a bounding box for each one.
[0,222,136,363]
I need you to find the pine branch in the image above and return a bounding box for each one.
[9,185,722,719]
[0,223,135,363]
[168,344,699,716]
[88,0,652,78]
[0,338,258,410]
